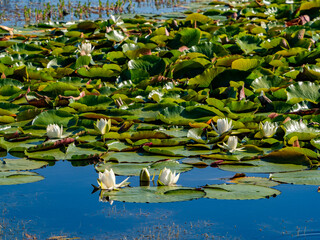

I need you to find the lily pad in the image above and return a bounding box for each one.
[286,81,320,104]
[95,162,150,176]
[0,171,44,185]
[229,176,280,187]
[32,110,77,127]
[0,158,48,171]
[100,186,205,203]
[218,159,310,173]
[271,170,320,185]
[103,152,180,163]
[204,184,281,200]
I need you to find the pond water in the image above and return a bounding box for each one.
[1,159,319,239]
[0,0,193,26]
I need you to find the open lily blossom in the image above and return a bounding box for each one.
[212,118,233,135]
[284,120,318,134]
[78,42,94,56]
[157,167,180,186]
[46,124,63,139]
[219,136,245,153]
[94,118,111,135]
[260,121,278,138]
[97,169,129,191]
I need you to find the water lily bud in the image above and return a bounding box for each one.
[140,168,150,186]
[139,168,150,183]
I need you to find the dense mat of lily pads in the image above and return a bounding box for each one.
[1,0,320,202]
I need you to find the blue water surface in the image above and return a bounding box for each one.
[0,160,319,239]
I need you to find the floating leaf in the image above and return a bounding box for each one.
[95,162,150,176]
[0,158,48,171]
[103,152,179,163]
[231,58,260,71]
[0,171,44,185]
[229,176,280,187]
[32,110,77,127]
[101,186,205,203]
[128,55,166,76]
[236,35,262,55]
[287,81,320,104]
[204,184,281,200]
[271,170,320,185]
[219,159,310,173]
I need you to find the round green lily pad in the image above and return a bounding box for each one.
[0,171,44,185]
[95,162,150,176]
[150,160,193,174]
[271,170,320,185]
[204,184,281,200]
[100,186,205,203]
[103,152,180,163]
[0,158,48,171]
[229,177,280,187]
[218,160,310,173]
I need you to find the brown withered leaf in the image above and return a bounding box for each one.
[286,15,310,26]
[25,92,51,108]
[0,25,13,36]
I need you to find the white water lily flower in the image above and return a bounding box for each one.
[94,118,111,135]
[97,168,129,190]
[46,124,63,139]
[212,118,233,135]
[264,7,278,16]
[110,15,124,26]
[78,42,94,56]
[220,136,245,153]
[148,90,164,102]
[158,168,180,186]
[284,120,316,134]
[260,121,278,138]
